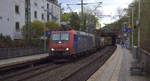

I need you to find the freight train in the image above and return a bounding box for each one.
[49,30,105,59]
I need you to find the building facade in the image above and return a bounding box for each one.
[0,0,60,39]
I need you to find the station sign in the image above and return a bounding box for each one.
[45,27,51,35]
[128,25,131,29]
[127,25,132,33]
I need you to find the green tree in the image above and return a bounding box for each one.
[46,21,60,31]
[22,20,44,38]
[70,12,81,30]
[81,8,100,31]
[61,12,98,31]
[104,16,128,31]
[61,13,70,22]
[78,11,98,31]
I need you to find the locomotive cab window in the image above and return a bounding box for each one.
[51,33,70,43]
[61,33,69,41]
[52,34,60,40]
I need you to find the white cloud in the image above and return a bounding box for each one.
[99,0,134,27]
[59,0,134,27]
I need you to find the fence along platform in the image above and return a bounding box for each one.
[87,45,149,81]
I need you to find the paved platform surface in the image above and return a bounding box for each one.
[0,53,49,68]
[87,45,150,81]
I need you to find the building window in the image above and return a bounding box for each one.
[15,5,19,14]
[16,22,20,32]
[47,3,49,9]
[42,14,44,20]
[0,16,2,20]
[34,11,37,18]
[41,6,44,9]
[34,2,38,6]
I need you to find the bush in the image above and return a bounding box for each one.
[0,34,13,48]
[22,20,44,39]
[0,34,43,48]
[46,21,60,31]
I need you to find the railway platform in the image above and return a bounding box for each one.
[87,45,150,81]
[0,53,49,68]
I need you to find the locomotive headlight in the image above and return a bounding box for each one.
[66,48,69,51]
[51,48,55,51]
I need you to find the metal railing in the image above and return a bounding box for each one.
[139,48,150,74]
[132,46,150,74]
[0,47,48,59]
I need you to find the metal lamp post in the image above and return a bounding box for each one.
[42,7,47,52]
[138,0,141,49]
[127,15,131,48]
[129,4,134,48]
[136,0,141,61]
[80,0,84,31]
[131,6,134,48]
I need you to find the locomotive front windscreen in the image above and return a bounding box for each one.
[52,34,60,40]
[61,33,69,41]
[51,33,70,42]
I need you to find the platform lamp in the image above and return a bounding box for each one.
[129,4,134,49]
[137,0,141,62]
[137,0,141,49]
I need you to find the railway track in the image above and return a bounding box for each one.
[0,46,116,81]
[0,62,66,81]
[62,46,116,81]
[26,46,116,81]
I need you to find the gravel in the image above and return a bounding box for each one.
[26,46,116,81]
[1,46,116,81]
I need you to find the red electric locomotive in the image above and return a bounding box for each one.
[49,30,98,58]
[49,29,105,60]
[49,30,75,58]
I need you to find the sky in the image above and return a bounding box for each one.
[58,0,134,27]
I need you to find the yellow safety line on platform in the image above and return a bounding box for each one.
[110,47,123,81]
[87,46,118,81]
